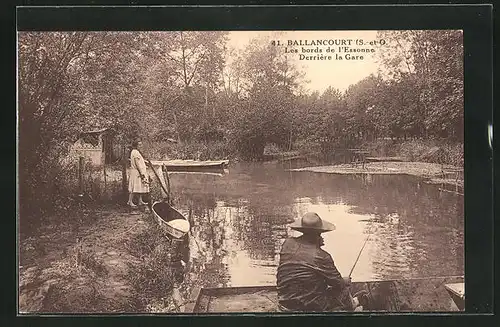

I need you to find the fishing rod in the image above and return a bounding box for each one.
[348,233,371,278]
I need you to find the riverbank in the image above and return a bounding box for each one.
[142,139,463,169]
[289,161,464,189]
[19,203,181,313]
[293,139,464,168]
[364,139,464,168]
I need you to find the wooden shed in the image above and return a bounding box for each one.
[71,128,126,166]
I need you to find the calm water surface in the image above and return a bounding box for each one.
[166,161,463,296]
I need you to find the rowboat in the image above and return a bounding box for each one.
[152,201,190,239]
[149,160,229,172]
[186,276,464,313]
[168,171,227,177]
[444,283,465,311]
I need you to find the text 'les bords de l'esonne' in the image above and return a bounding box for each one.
[271,39,385,61]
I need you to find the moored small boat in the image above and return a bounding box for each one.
[186,276,464,313]
[152,201,190,239]
[149,160,229,172]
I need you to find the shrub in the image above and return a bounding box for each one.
[365,139,398,157]
[294,139,325,159]
[126,222,183,311]
[263,143,281,155]
[365,139,464,167]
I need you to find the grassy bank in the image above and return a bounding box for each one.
[19,203,183,313]
[364,139,464,168]
[293,138,463,167]
[127,218,187,312]
[290,139,464,191]
[290,161,463,191]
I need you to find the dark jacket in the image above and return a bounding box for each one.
[276,235,347,311]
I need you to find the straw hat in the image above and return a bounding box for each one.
[289,212,336,234]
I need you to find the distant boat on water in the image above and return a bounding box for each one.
[149,159,229,172]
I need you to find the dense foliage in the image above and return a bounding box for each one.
[18,30,463,231]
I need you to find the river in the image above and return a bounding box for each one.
[166,160,463,299]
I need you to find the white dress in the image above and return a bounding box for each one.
[128,149,150,193]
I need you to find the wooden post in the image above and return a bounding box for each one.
[103,164,107,199]
[172,111,181,143]
[88,163,94,199]
[122,144,128,197]
[78,156,84,195]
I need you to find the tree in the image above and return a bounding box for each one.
[18,31,152,231]
[344,75,386,142]
[226,35,305,159]
[148,31,228,143]
[411,31,463,139]
[375,30,464,141]
[296,87,345,153]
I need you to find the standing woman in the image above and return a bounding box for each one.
[127,139,150,208]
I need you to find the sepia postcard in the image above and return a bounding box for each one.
[18,17,470,314]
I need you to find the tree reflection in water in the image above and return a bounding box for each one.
[162,163,463,307]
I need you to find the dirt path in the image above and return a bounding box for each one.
[19,205,151,313]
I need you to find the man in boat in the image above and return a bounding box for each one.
[276,212,369,312]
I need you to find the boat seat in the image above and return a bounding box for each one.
[444,283,465,299]
[444,282,465,311]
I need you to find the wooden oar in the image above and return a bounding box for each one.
[146,158,170,200]
[163,164,172,204]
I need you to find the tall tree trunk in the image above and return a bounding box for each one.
[121,144,128,197]
[172,110,181,143]
[180,32,189,87]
